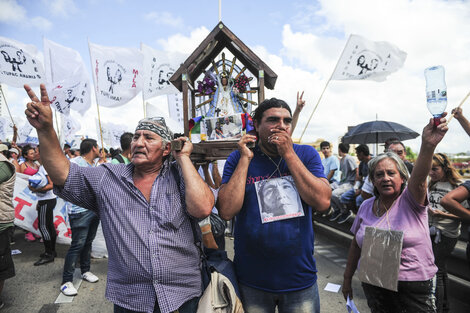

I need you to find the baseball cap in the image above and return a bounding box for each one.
[0,144,8,152]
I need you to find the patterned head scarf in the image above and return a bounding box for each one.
[135,117,173,142]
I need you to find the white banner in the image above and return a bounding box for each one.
[13,173,71,244]
[0,116,7,140]
[61,114,81,144]
[44,38,91,115]
[13,173,108,256]
[167,93,184,125]
[331,34,407,82]
[141,43,186,100]
[145,101,183,134]
[95,119,127,148]
[89,41,143,107]
[17,121,33,143]
[0,36,45,87]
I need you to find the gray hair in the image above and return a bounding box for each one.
[368,152,409,197]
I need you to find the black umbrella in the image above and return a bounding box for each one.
[342,120,420,145]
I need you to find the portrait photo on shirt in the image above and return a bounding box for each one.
[255,175,304,224]
[205,114,243,141]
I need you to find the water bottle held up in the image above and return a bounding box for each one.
[424,65,447,126]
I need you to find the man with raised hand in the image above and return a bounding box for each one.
[23,84,214,313]
[217,98,331,313]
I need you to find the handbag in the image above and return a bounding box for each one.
[189,219,244,312]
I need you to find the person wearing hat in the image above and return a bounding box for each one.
[23,84,214,313]
[7,147,20,172]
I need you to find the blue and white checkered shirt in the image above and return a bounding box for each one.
[54,160,202,313]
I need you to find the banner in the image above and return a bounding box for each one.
[13,173,108,257]
[145,101,184,134]
[89,41,143,107]
[167,92,184,125]
[44,38,91,115]
[0,116,7,140]
[61,114,81,144]
[141,43,186,100]
[0,36,45,87]
[17,121,33,143]
[95,119,127,148]
[331,34,407,82]
[14,173,71,244]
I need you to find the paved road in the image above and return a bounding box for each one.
[5,227,470,312]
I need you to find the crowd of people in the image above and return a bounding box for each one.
[0,84,469,313]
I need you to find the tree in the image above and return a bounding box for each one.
[405,146,417,162]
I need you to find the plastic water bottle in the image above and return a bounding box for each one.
[424,65,447,126]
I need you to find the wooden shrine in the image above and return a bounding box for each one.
[170,22,277,161]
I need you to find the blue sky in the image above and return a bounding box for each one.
[1,0,470,154]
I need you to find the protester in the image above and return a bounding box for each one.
[337,144,372,222]
[19,145,39,175]
[63,144,73,159]
[19,144,40,242]
[111,132,132,164]
[24,84,214,313]
[30,147,57,266]
[386,139,414,174]
[342,115,448,312]
[0,147,16,309]
[217,98,331,313]
[441,106,470,273]
[60,139,101,296]
[428,152,465,313]
[7,147,20,172]
[329,143,358,222]
[320,141,341,188]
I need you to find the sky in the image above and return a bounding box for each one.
[1,0,470,154]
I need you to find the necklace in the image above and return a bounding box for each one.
[375,198,395,217]
[265,153,283,179]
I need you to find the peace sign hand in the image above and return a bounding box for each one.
[295,91,306,113]
[24,84,54,131]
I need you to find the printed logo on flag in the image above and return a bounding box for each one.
[89,41,143,108]
[0,36,45,87]
[149,59,175,93]
[50,82,88,115]
[331,34,407,82]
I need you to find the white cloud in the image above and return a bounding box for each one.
[30,16,53,32]
[0,0,26,24]
[157,26,210,54]
[0,0,53,31]
[268,0,470,154]
[145,11,184,29]
[42,0,78,17]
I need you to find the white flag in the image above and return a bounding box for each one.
[331,34,407,82]
[89,41,143,107]
[61,114,81,144]
[146,100,184,134]
[17,122,33,143]
[43,38,91,115]
[0,36,45,87]
[167,93,184,125]
[0,116,7,140]
[141,43,186,100]
[95,119,126,148]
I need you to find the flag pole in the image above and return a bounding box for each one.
[298,35,352,142]
[88,40,106,156]
[140,42,146,118]
[446,90,470,124]
[0,84,15,126]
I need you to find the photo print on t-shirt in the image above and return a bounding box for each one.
[254,175,304,224]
